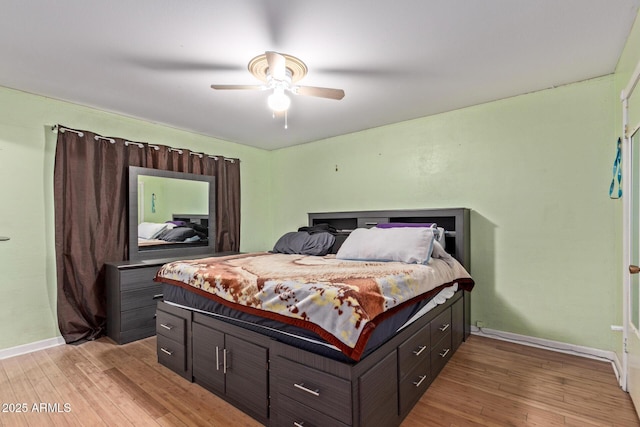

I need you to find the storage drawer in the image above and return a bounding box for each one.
[430,307,452,347]
[157,334,186,373]
[273,356,352,425]
[121,285,162,311]
[119,267,159,291]
[121,305,156,331]
[156,309,187,344]
[398,327,430,379]
[399,359,431,416]
[431,331,452,377]
[119,326,156,344]
[276,393,349,427]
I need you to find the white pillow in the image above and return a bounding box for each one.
[138,222,168,239]
[336,227,436,264]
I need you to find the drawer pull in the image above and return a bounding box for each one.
[160,323,173,331]
[216,346,220,371]
[439,348,450,358]
[412,345,427,356]
[160,347,173,356]
[293,422,305,427]
[223,349,228,374]
[364,222,378,226]
[293,382,320,397]
[439,323,450,332]
[413,375,428,388]
[153,293,164,300]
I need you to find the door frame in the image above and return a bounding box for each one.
[621,57,640,392]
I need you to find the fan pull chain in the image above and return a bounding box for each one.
[271,110,288,129]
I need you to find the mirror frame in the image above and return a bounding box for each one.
[128,166,216,261]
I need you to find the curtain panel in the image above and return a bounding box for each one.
[53,126,240,344]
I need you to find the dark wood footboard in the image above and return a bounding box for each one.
[156,289,468,427]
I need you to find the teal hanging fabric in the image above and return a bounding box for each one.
[610,137,622,199]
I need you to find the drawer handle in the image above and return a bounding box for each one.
[293,422,305,427]
[160,347,173,356]
[412,345,427,356]
[413,375,428,388]
[216,346,220,371]
[439,348,450,358]
[364,222,378,226]
[439,323,450,332]
[153,293,164,300]
[293,382,320,397]
[160,323,173,331]
[223,349,228,374]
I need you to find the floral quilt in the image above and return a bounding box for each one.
[154,251,474,360]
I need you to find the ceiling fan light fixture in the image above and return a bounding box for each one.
[267,87,291,112]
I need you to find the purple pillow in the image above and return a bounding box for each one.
[376,222,436,229]
[166,220,187,227]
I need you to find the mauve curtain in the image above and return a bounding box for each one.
[54,126,240,344]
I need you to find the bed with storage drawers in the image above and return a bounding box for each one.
[154,208,473,427]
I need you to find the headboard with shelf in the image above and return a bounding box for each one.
[308,208,470,271]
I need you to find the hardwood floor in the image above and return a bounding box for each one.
[0,335,636,426]
[403,336,638,427]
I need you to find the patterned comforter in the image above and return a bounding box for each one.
[154,251,474,360]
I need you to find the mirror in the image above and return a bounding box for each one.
[128,166,216,261]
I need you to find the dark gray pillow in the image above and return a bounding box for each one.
[157,227,197,242]
[272,231,336,256]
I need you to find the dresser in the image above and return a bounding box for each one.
[106,253,237,345]
[105,259,168,344]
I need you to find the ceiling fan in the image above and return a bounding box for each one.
[210,51,345,116]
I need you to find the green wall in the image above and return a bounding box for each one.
[0,86,272,349]
[269,75,619,352]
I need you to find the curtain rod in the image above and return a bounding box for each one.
[50,125,238,162]
[51,125,84,137]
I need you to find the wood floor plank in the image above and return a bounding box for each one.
[74,358,159,426]
[0,358,29,427]
[17,352,83,427]
[104,367,170,420]
[2,354,57,427]
[45,344,134,426]
[35,348,103,426]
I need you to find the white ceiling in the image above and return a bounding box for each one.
[1,1,638,150]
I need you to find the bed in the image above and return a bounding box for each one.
[154,208,473,427]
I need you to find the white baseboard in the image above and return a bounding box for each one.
[471,326,622,385]
[0,336,65,360]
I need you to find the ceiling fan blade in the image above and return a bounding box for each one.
[211,84,264,90]
[266,51,286,80]
[296,86,345,100]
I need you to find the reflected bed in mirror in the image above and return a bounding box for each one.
[129,166,216,261]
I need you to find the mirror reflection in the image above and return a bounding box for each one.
[136,175,210,250]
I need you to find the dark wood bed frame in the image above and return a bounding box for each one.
[155,208,471,427]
